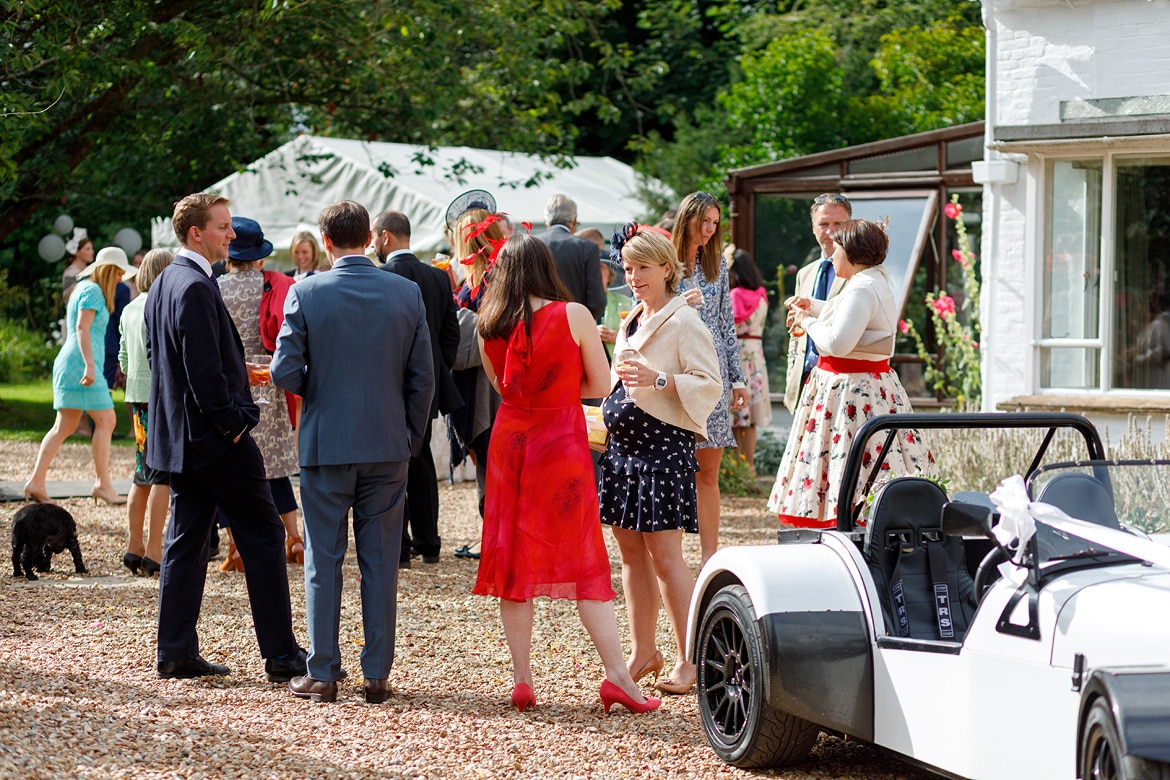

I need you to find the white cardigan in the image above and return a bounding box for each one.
[803,266,897,361]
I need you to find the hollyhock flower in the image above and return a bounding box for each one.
[899,319,910,335]
[931,295,956,318]
[945,202,962,219]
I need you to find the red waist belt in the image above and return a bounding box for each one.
[817,356,891,373]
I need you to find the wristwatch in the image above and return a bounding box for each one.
[654,371,669,391]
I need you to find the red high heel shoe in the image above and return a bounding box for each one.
[510,683,536,713]
[600,679,661,714]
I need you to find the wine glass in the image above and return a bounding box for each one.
[614,347,643,404]
[247,355,271,405]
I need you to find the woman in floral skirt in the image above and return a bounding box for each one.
[767,219,935,528]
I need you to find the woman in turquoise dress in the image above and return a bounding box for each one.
[25,247,135,506]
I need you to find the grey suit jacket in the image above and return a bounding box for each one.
[535,226,606,322]
[784,254,847,410]
[271,254,435,466]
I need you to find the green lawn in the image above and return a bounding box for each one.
[0,381,134,444]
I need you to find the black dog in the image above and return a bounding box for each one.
[11,504,87,581]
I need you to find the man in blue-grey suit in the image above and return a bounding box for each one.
[272,200,434,704]
[146,193,305,683]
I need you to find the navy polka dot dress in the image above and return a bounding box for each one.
[599,337,700,533]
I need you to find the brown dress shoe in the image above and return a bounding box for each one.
[289,675,338,703]
[364,677,392,704]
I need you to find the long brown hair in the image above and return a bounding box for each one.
[91,264,122,313]
[476,234,570,341]
[672,191,723,281]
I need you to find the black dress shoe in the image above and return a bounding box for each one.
[398,558,412,570]
[139,557,161,577]
[265,647,308,683]
[122,553,142,576]
[157,656,230,679]
[289,675,338,703]
[364,677,392,704]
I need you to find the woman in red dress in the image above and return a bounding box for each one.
[472,233,660,716]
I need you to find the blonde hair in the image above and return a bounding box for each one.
[91,263,123,313]
[136,249,174,293]
[454,208,507,287]
[290,231,325,272]
[622,230,685,295]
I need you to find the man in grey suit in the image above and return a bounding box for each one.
[534,193,606,321]
[784,193,851,410]
[272,200,434,704]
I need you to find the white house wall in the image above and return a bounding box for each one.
[980,0,1170,445]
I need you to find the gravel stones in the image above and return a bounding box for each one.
[0,440,930,779]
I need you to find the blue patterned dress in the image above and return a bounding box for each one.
[678,256,745,449]
[52,280,113,410]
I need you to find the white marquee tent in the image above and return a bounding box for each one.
[151,134,670,255]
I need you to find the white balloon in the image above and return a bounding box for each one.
[38,233,67,262]
[114,227,143,256]
[53,214,74,235]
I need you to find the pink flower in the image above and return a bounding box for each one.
[898,319,910,335]
[945,202,962,220]
[931,295,956,318]
[952,249,963,262]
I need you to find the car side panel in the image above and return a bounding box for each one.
[763,611,874,741]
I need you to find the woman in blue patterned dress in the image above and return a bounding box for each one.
[25,247,136,505]
[673,192,750,566]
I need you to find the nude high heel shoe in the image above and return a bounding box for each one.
[23,482,52,503]
[91,485,126,506]
[631,650,664,684]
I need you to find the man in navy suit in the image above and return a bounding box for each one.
[374,210,460,567]
[145,193,305,681]
[534,194,606,322]
[273,200,434,703]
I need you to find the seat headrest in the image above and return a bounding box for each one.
[1035,472,1120,529]
[864,477,949,554]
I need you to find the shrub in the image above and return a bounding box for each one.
[719,448,762,497]
[754,427,785,477]
[0,317,56,382]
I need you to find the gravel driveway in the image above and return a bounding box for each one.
[1,441,933,779]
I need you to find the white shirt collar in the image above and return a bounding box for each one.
[177,247,214,277]
[385,248,413,261]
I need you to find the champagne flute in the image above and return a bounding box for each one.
[614,347,642,404]
[247,355,271,404]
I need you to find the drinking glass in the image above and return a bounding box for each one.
[614,347,642,404]
[247,355,271,404]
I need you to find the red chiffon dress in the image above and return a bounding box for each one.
[472,302,616,603]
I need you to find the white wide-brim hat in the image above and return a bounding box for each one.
[77,246,138,281]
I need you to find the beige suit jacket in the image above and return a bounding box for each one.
[613,295,722,441]
[783,255,847,409]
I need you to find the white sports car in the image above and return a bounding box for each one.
[688,412,1170,780]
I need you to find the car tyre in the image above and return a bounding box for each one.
[697,584,819,768]
[1081,699,1170,780]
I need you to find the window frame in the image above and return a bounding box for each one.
[1034,149,1170,397]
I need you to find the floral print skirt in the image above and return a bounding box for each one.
[766,364,935,528]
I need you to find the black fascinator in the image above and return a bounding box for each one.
[445,189,498,231]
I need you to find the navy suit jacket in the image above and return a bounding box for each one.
[381,252,461,418]
[271,254,435,467]
[145,255,259,472]
[536,226,606,322]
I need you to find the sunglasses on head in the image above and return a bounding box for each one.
[814,193,849,205]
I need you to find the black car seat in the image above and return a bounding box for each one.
[1034,472,1120,528]
[863,477,978,641]
[1033,472,1121,559]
